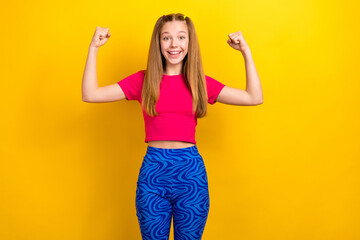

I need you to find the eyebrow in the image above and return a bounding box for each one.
[161,31,187,35]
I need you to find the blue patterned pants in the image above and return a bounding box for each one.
[135,145,210,240]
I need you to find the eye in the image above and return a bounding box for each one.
[180,36,185,39]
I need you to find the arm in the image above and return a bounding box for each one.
[217,31,263,106]
[243,50,263,104]
[82,46,99,101]
[216,50,263,106]
[82,46,126,103]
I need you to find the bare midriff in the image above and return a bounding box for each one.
[147,140,195,149]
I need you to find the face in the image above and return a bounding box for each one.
[160,21,189,69]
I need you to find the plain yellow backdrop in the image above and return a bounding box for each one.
[1,0,360,239]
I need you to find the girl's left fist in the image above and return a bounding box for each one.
[227,31,250,53]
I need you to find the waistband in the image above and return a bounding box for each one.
[145,145,200,159]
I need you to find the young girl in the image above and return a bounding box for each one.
[82,13,263,240]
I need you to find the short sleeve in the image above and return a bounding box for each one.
[205,75,226,105]
[117,70,145,101]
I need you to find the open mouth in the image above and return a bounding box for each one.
[167,51,182,58]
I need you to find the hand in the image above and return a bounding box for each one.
[227,31,250,54]
[90,26,111,48]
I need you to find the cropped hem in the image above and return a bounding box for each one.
[144,137,196,144]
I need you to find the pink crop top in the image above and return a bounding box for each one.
[117,70,226,144]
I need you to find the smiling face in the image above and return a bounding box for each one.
[160,21,189,74]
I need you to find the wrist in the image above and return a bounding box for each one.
[241,49,252,56]
[89,45,99,52]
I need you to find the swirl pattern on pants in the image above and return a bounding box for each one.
[135,145,210,240]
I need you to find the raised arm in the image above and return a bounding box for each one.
[216,31,263,106]
[82,26,127,103]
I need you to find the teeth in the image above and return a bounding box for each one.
[169,51,181,55]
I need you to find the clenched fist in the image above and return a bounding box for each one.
[90,26,111,48]
[227,31,250,54]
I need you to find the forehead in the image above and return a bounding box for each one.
[161,21,188,35]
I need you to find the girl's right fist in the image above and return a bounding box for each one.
[90,26,111,48]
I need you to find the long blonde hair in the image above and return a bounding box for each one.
[141,13,209,118]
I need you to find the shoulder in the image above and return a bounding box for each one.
[118,69,146,87]
[204,74,225,86]
[139,69,146,76]
[125,69,146,83]
[204,74,213,85]
[204,74,221,83]
[132,69,146,79]
[137,70,146,81]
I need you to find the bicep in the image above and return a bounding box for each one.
[216,86,259,106]
[84,83,127,103]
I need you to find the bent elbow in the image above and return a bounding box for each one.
[82,91,94,102]
[254,98,263,105]
[82,96,92,102]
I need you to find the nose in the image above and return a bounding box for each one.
[170,39,180,47]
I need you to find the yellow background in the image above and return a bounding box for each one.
[1,0,360,239]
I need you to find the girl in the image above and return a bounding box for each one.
[82,13,263,240]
